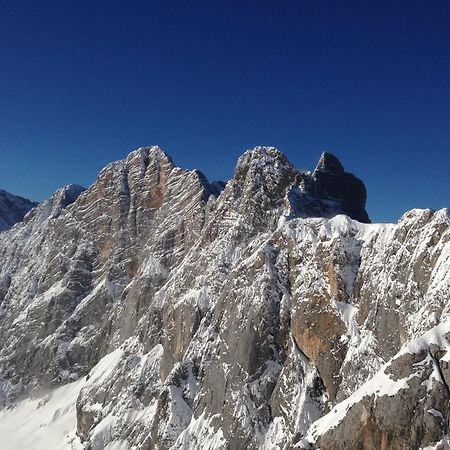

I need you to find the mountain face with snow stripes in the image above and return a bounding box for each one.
[0,146,448,450]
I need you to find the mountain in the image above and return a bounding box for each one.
[0,189,38,231]
[0,146,448,450]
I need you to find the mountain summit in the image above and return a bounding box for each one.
[230,146,370,226]
[0,147,448,450]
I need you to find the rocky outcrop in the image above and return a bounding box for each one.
[312,152,369,223]
[0,146,448,450]
[301,322,450,450]
[279,149,370,223]
[0,189,38,231]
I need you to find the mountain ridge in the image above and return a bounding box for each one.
[0,146,448,450]
[0,189,38,231]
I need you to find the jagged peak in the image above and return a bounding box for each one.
[242,145,281,156]
[99,146,173,179]
[92,146,221,213]
[127,146,173,166]
[234,146,296,184]
[0,189,37,205]
[398,207,450,225]
[236,146,291,167]
[227,146,371,224]
[52,184,86,207]
[22,184,86,225]
[314,151,344,173]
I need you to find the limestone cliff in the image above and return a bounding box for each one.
[0,146,448,450]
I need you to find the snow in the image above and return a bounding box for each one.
[262,416,287,450]
[0,378,85,450]
[90,415,130,450]
[78,341,163,450]
[83,347,124,387]
[262,338,327,449]
[397,319,450,358]
[303,319,450,444]
[331,298,358,338]
[420,435,450,450]
[303,368,412,443]
[0,345,135,450]
[171,412,226,450]
[0,146,449,450]
[104,441,130,450]
[428,408,444,419]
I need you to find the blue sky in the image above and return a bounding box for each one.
[0,0,449,222]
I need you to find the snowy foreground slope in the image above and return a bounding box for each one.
[0,147,449,450]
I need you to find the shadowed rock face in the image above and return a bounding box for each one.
[312,152,369,223]
[0,190,38,231]
[228,147,370,226]
[0,146,449,450]
[315,152,345,172]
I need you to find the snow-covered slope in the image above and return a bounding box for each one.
[0,377,84,450]
[0,146,448,450]
[0,189,38,231]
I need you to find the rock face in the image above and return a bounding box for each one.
[312,152,369,223]
[0,146,449,450]
[301,323,450,450]
[0,189,38,231]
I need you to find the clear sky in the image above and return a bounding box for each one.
[0,0,449,222]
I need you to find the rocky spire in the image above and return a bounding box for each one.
[314,151,344,173]
[311,151,369,223]
[228,146,371,224]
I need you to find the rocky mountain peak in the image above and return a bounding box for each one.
[310,152,369,223]
[233,146,297,186]
[12,184,86,238]
[221,147,301,230]
[314,151,345,173]
[126,146,174,167]
[0,146,448,449]
[217,146,372,226]
[51,184,86,211]
[0,190,38,231]
[98,146,174,183]
[233,146,298,196]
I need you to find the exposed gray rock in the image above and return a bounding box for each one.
[0,146,448,450]
[302,323,450,450]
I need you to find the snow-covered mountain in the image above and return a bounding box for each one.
[0,189,38,231]
[0,146,448,450]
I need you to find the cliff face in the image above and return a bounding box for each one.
[0,146,448,450]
